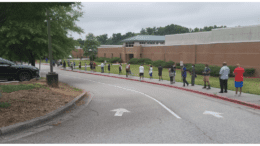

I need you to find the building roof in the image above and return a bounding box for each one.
[121,35,165,42]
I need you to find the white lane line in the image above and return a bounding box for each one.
[60,74,181,119]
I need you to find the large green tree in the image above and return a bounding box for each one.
[0,2,84,66]
[82,36,100,60]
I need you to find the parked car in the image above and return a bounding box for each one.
[0,57,40,81]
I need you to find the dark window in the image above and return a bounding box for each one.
[104,53,106,57]
[120,53,121,59]
[111,53,113,58]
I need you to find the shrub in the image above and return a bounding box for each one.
[244,68,256,77]
[164,60,175,68]
[194,64,206,75]
[129,58,139,64]
[176,63,180,66]
[152,60,166,67]
[209,65,221,77]
[228,65,236,77]
[89,54,97,61]
[110,57,122,63]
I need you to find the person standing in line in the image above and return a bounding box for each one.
[67,60,70,67]
[119,63,122,75]
[149,65,153,79]
[169,64,175,84]
[79,62,81,69]
[168,68,173,84]
[90,61,93,72]
[219,62,230,93]
[233,64,245,96]
[71,62,73,71]
[158,64,163,81]
[172,63,176,83]
[85,62,87,71]
[63,61,66,70]
[93,61,96,72]
[101,62,104,73]
[108,63,111,74]
[74,61,76,69]
[139,64,144,81]
[125,63,130,77]
[182,64,189,87]
[190,64,196,86]
[202,64,211,89]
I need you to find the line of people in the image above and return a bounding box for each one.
[136,62,244,96]
[61,60,245,96]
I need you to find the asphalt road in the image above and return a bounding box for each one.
[1,64,260,143]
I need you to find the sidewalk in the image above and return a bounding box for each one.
[38,63,260,110]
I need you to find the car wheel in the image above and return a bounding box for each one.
[19,72,31,81]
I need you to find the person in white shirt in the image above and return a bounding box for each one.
[101,62,104,73]
[139,64,144,81]
[149,65,153,79]
[219,62,230,93]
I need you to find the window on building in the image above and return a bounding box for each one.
[111,53,113,58]
[104,53,106,57]
[140,42,145,44]
[140,54,142,58]
[126,42,134,47]
[120,53,121,59]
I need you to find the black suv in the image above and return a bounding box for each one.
[0,57,40,81]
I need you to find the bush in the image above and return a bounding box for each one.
[89,54,97,61]
[244,68,256,77]
[164,60,175,68]
[176,63,180,66]
[209,65,221,77]
[152,60,166,67]
[95,57,110,63]
[109,57,122,63]
[228,65,236,77]
[129,58,139,64]
[194,64,206,75]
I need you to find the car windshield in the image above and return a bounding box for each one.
[0,58,16,65]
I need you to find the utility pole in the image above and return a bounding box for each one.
[46,9,58,87]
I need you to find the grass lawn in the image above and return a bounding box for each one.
[36,59,260,95]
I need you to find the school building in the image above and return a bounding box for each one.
[96,25,260,77]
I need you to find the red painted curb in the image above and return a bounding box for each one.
[59,68,260,110]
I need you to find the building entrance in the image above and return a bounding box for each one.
[129,54,134,60]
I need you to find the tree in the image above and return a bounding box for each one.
[96,34,108,45]
[0,2,74,27]
[82,36,100,60]
[0,2,84,66]
[140,28,146,35]
[86,33,95,40]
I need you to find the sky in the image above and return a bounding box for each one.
[68,1,260,40]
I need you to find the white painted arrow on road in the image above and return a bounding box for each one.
[111,108,130,116]
[203,111,223,118]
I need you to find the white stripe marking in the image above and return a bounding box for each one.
[60,74,181,119]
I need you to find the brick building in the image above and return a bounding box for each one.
[97,25,260,77]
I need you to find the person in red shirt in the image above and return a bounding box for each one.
[233,64,245,96]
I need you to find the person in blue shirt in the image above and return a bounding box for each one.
[182,64,189,87]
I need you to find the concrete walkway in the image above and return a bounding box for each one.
[38,63,260,110]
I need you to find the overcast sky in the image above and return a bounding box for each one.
[70,1,260,40]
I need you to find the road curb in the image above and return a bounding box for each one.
[60,68,260,110]
[0,89,88,136]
